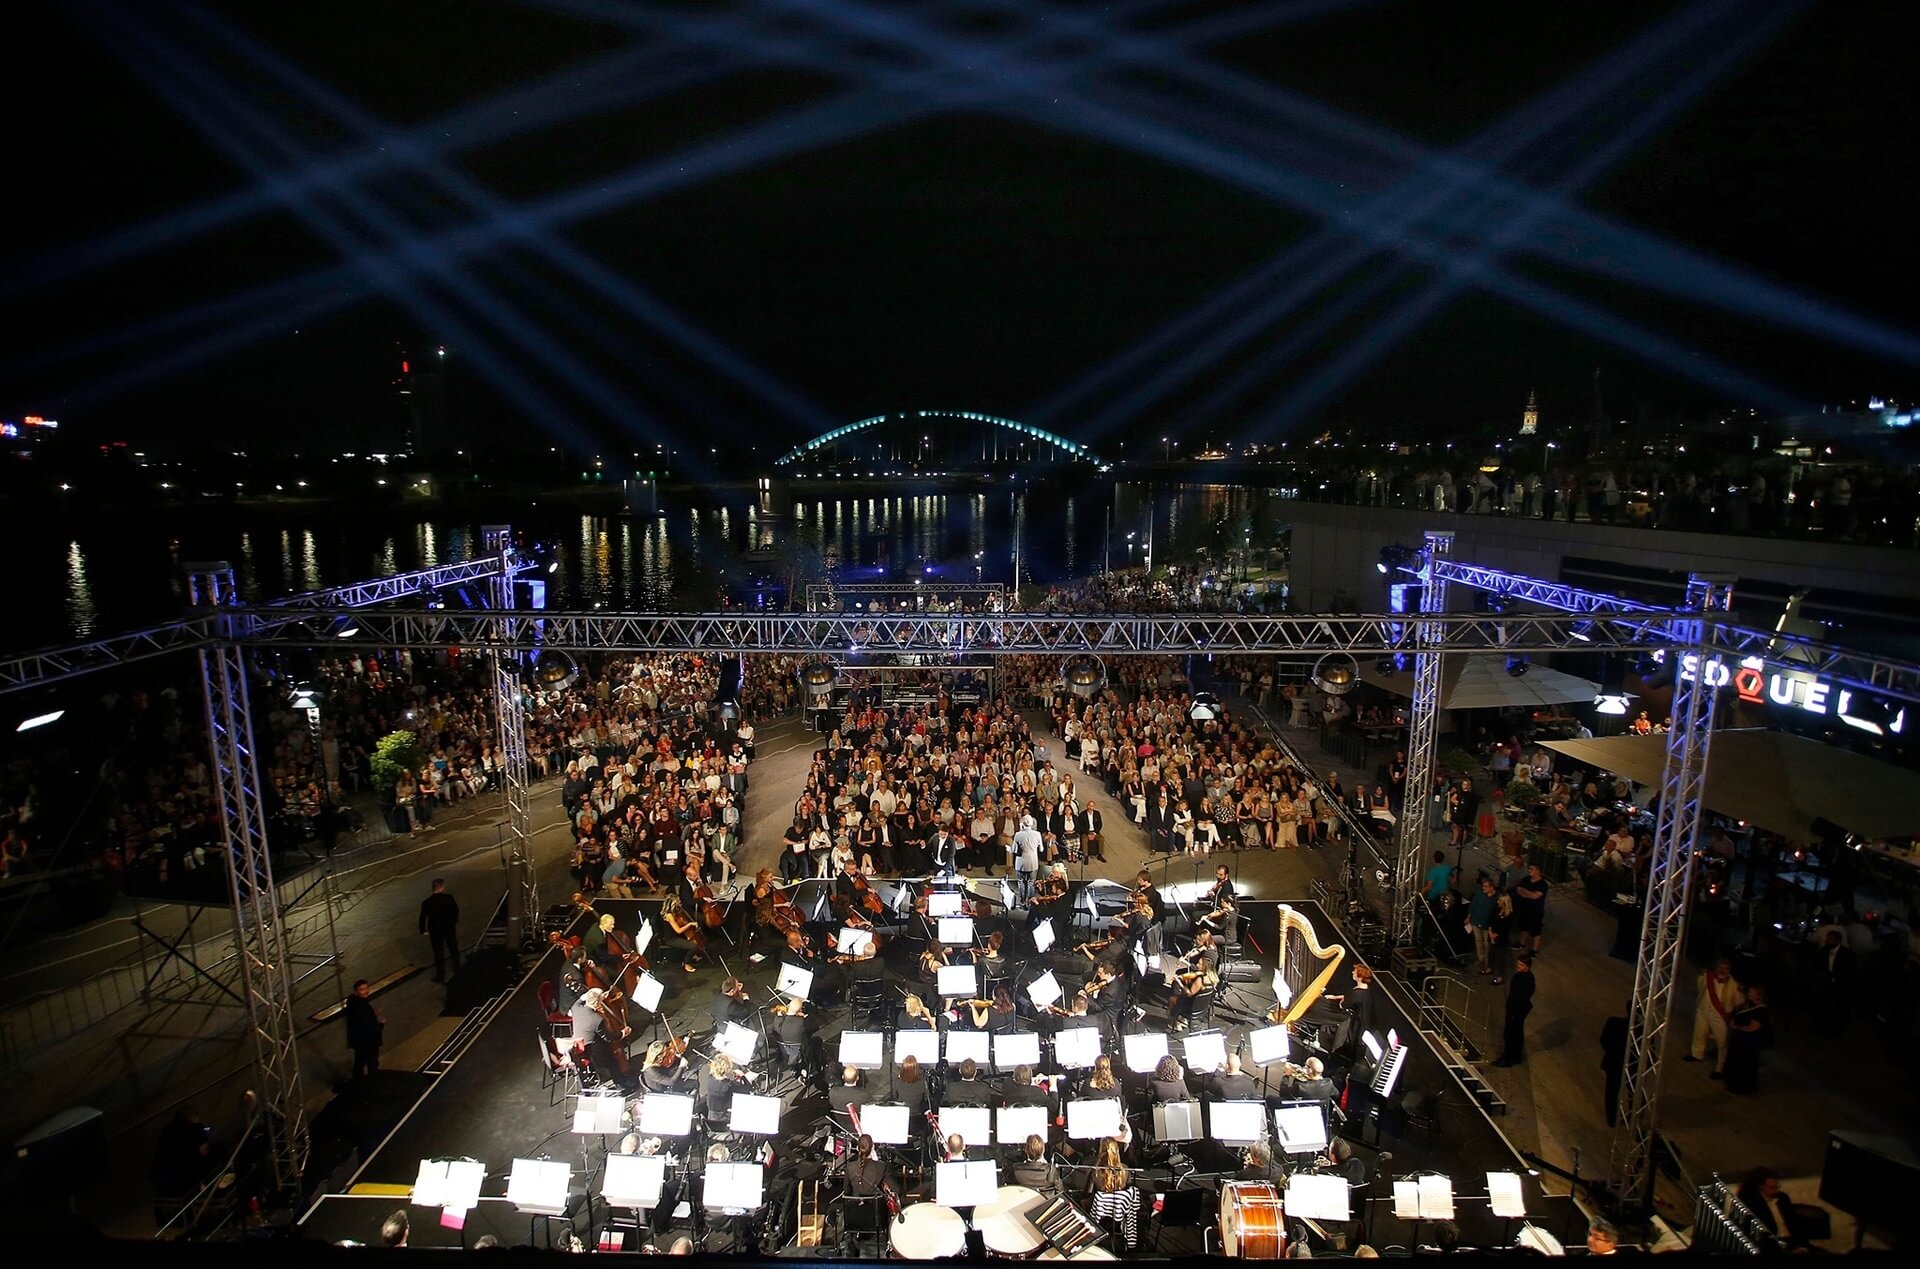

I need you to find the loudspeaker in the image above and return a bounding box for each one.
[1221,958,1263,984]
[1820,1131,1920,1246]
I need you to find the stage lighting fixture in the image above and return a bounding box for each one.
[1376,544,1419,576]
[534,650,578,691]
[288,683,323,711]
[1188,692,1222,723]
[1593,658,1629,715]
[329,617,361,639]
[1485,595,1520,615]
[1312,653,1359,696]
[14,710,63,733]
[1374,657,1400,676]
[1505,656,1530,678]
[1062,653,1105,698]
[1628,651,1660,677]
[1594,694,1631,715]
[1570,620,1594,642]
[799,660,837,695]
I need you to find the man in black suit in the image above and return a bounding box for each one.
[1209,1052,1259,1101]
[418,878,460,982]
[999,1064,1051,1109]
[830,1066,868,1118]
[1494,953,1535,1066]
[1282,1056,1340,1122]
[1818,930,1855,1032]
[942,1058,993,1106]
[344,979,384,1079]
[1078,800,1106,862]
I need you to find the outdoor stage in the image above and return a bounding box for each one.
[297,893,1576,1255]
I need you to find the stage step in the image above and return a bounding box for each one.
[418,991,511,1076]
[1447,1063,1509,1115]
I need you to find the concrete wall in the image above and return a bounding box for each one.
[1280,501,1920,613]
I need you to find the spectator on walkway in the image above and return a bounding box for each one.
[345,979,384,1078]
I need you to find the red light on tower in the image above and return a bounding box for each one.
[401,360,410,375]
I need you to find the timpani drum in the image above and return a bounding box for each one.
[973,1185,1047,1258]
[891,1202,968,1260]
[1219,1180,1286,1258]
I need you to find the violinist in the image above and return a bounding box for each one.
[832,861,884,926]
[642,1036,691,1095]
[975,930,1009,980]
[918,942,951,989]
[1082,962,1122,1017]
[1168,962,1218,1033]
[713,976,752,1028]
[771,995,817,1082]
[897,992,942,1035]
[1029,863,1070,934]
[700,1053,751,1123]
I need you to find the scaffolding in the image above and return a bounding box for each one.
[1392,530,1451,947]
[482,527,537,950]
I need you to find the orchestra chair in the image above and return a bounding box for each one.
[848,977,887,1030]
[537,980,570,1026]
[839,1194,887,1258]
[536,1026,581,1106]
[1393,1090,1438,1146]
[1144,1187,1207,1251]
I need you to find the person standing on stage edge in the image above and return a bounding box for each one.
[345,979,384,1078]
[1494,953,1534,1067]
[419,877,461,982]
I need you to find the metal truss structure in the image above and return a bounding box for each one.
[267,556,513,610]
[483,527,538,949]
[230,608,1681,656]
[1612,575,1731,1210]
[188,565,308,1193]
[1391,531,1451,947]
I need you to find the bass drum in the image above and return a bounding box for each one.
[1219,1181,1286,1259]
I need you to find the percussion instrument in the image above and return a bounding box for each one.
[973,1185,1046,1258]
[891,1202,968,1260]
[1219,1180,1287,1259]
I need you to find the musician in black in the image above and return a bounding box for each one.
[713,976,752,1027]
[1011,1135,1063,1193]
[1281,1056,1340,1124]
[1199,865,1239,941]
[942,1057,993,1106]
[829,1065,868,1118]
[568,987,629,1090]
[1209,1052,1259,1101]
[998,1064,1050,1110]
[700,1053,750,1123]
[844,1134,895,1199]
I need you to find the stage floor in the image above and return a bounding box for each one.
[299,894,1573,1255]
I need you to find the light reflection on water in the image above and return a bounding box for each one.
[31,484,1240,644]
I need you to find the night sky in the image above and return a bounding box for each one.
[2,0,1916,455]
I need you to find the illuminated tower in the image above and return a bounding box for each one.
[1519,390,1539,436]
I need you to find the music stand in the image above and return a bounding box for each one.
[938,917,976,945]
[944,1031,989,1068]
[938,1106,991,1148]
[1026,971,1063,1012]
[1249,1024,1291,1065]
[1287,1174,1352,1223]
[927,891,964,918]
[1392,1175,1455,1220]
[572,1092,625,1136]
[836,927,875,957]
[413,1158,485,1231]
[993,1031,1041,1072]
[1181,1030,1228,1073]
[862,1103,910,1145]
[1274,1103,1329,1155]
[838,1031,885,1071]
[935,1160,998,1208]
[729,1093,782,1136]
[777,963,814,1002]
[631,971,665,1014]
[635,917,655,957]
[937,964,978,998]
[637,1093,695,1138]
[997,1104,1047,1146]
[895,1028,941,1067]
[602,1154,666,1212]
[1487,1171,1527,1218]
[1054,1027,1102,1070]
[1360,1030,1383,1061]
[1131,944,1148,978]
[1065,1098,1122,1140]
[1208,1100,1266,1145]
[1151,1102,1203,1142]
[1033,918,1056,953]
[716,1021,758,1065]
[508,1157,572,1245]
[1123,1032,1170,1075]
[704,1162,765,1212]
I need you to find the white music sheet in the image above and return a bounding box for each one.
[937,964,978,997]
[938,1106,991,1148]
[836,927,875,956]
[716,1021,758,1064]
[602,1155,667,1209]
[936,1160,998,1208]
[1286,1174,1351,1222]
[927,891,963,918]
[1181,1030,1228,1072]
[704,1162,765,1211]
[1054,1026,1103,1069]
[777,962,814,1001]
[838,1031,885,1070]
[895,1028,941,1067]
[862,1103,910,1145]
[572,1093,625,1135]
[1208,1100,1266,1144]
[628,971,663,1014]
[1248,1023,1292,1065]
[1273,968,1293,1007]
[1152,1102,1202,1142]
[1273,1103,1329,1153]
[1032,919,1056,953]
[1122,1032,1171,1074]
[1026,970,1063,1011]
[997,1104,1048,1146]
[938,917,976,945]
[412,1159,485,1211]
[1065,1098,1123,1140]
[994,1031,1041,1070]
[635,917,655,955]
[944,1030,989,1065]
[507,1158,571,1215]
[1487,1172,1527,1219]
[636,1093,695,1137]
[729,1093,782,1136]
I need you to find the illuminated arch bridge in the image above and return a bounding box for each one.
[774,410,1106,468]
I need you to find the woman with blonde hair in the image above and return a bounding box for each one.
[1086,1137,1140,1247]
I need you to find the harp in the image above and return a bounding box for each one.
[1273,904,1345,1026]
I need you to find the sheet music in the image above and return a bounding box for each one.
[894,1028,941,1067]
[937,963,978,997]
[836,927,875,956]
[1273,1103,1328,1153]
[729,1093,782,1136]
[1152,1102,1202,1142]
[1208,1100,1266,1144]
[945,1030,989,1065]
[777,962,814,1001]
[862,1103,910,1145]
[936,1160,998,1208]
[997,1104,1047,1146]
[938,917,976,945]
[603,1155,667,1209]
[1181,1030,1228,1072]
[716,1021,758,1064]
[1361,1030,1383,1061]
[938,1106,991,1148]
[1064,1098,1123,1140]
[1032,919,1056,953]
[927,891,963,917]
[1273,968,1293,1007]
[994,1031,1041,1070]
[631,971,665,1013]
[1248,1023,1291,1065]
[1122,1031,1170,1074]
[838,1031,885,1070]
[1026,970,1063,1011]
[1054,1026,1102,1069]
[1286,1174,1351,1222]
[572,1093,625,1135]
[1487,1171,1527,1219]
[1393,1180,1421,1220]
[412,1159,483,1210]
[507,1158,571,1215]
[635,918,654,955]
[637,1093,695,1137]
[1418,1175,1456,1219]
[703,1162,765,1211]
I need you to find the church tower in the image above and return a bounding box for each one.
[1519,389,1539,436]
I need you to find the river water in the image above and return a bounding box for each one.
[20,482,1260,648]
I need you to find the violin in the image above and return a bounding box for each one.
[658,1018,691,1069]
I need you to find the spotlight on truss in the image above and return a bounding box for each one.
[1189,692,1223,723]
[1506,655,1530,678]
[1376,544,1419,576]
[1840,694,1900,737]
[534,650,578,690]
[1312,653,1359,696]
[1062,653,1105,698]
